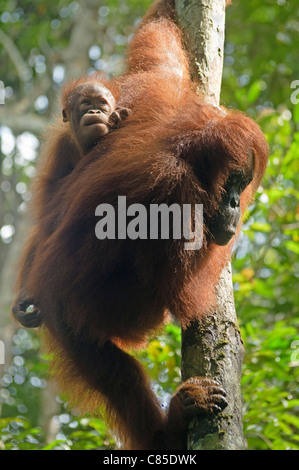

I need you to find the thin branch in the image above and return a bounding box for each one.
[0,111,48,136]
[60,0,100,80]
[0,27,31,83]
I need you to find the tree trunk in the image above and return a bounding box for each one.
[175,0,246,450]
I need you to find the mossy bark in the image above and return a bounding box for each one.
[181,265,245,449]
[175,0,226,104]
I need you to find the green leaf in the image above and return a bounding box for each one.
[247,80,262,104]
[251,222,272,232]
[285,240,299,255]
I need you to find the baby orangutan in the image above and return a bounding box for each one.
[62,80,130,154]
[12,77,130,328]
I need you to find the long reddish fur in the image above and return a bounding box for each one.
[14,1,268,450]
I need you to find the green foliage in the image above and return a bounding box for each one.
[223,0,299,110]
[222,2,299,449]
[231,85,299,449]
[0,414,116,450]
[137,323,182,401]
[0,417,44,450]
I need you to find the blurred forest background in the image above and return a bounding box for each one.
[0,0,299,450]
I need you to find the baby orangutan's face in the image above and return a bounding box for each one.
[63,83,116,152]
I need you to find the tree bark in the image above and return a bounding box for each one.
[175,0,246,450]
